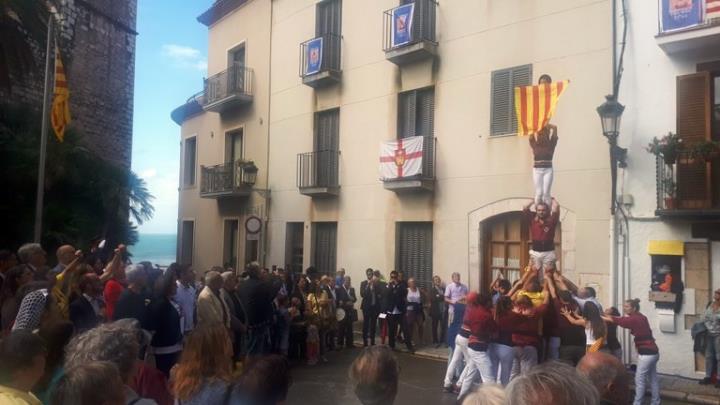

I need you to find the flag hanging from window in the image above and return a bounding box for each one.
[379,136,424,180]
[708,0,720,21]
[514,80,569,136]
[51,45,71,142]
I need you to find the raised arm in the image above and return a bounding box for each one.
[546,274,558,299]
[100,245,125,283]
[57,250,83,281]
[561,307,585,326]
[550,197,560,215]
[541,279,550,306]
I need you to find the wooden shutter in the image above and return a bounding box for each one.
[417,88,435,177]
[491,65,532,136]
[676,73,712,209]
[398,91,417,139]
[314,109,339,187]
[316,0,341,35]
[180,221,194,265]
[396,222,433,289]
[313,222,337,275]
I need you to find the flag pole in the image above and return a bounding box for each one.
[33,15,55,243]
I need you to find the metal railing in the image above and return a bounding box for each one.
[656,150,715,210]
[297,150,340,189]
[383,0,437,51]
[203,63,253,106]
[299,33,342,77]
[200,160,253,196]
[383,136,436,181]
[658,0,720,34]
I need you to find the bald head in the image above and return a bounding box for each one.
[205,271,222,292]
[56,245,76,265]
[577,352,629,405]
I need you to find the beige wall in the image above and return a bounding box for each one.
[177,0,615,303]
[179,0,272,273]
[264,0,615,300]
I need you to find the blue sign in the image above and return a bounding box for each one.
[304,37,323,76]
[661,0,703,32]
[391,3,415,47]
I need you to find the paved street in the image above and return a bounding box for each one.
[285,346,696,405]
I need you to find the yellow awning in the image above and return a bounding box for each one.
[647,240,684,256]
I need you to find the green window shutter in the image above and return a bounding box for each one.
[314,109,339,187]
[396,222,433,290]
[510,64,533,134]
[313,222,337,276]
[398,91,417,139]
[316,0,341,35]
[491,64,532,136]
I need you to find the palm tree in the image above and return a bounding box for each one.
[0,0,51,89]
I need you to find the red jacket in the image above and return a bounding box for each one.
[465,305,496,349]
[613,312,658,354]
[511,304,547,347]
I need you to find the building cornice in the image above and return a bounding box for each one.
[197,0,249,27]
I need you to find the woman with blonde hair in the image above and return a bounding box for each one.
[171,323,242,404]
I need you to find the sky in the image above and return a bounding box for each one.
[131,0,212,234]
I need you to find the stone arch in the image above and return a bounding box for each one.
[466,198,577,291]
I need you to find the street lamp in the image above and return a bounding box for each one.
[596,95,626,214]
[241,161,258,187]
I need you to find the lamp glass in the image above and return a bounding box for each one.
[596,95,625,137]
[242,163,258,186]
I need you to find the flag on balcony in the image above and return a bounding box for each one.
[391,3,414,47]
[660,0,703,31]
[304,37,323,76]
[514,80,569,136]
[708,0,720,21]
[380,136,424,180]
[51,45,71,142]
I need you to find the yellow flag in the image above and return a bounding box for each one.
[514,80,569,136]
[51,45,71,142]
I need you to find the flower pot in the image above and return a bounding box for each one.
[663,152,677,165]
[664,197,676,210]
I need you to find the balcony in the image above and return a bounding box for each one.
[200,160,256,199]
[297,150,340,197]
[383,0,438,65]
[382,136,435,193]
[201,63,253,114]
[655,151,720,219]
[299,34,342,88]
[656,4,720,56]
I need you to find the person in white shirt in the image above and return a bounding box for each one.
[444,272,468,324]
[173,264,197,335]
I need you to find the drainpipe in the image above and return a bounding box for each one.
[261,0,274,268]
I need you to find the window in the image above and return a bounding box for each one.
[180,220,194,265]
[314,109,340,187]
[223,219,239,270]
[397,88,434,178]
[482,212,561,288]
[183,137,197,187]
[285,222,305,274]
[225,129,243,163]
[396,222,433,289]
[316,0,341,36]
[228,44,245,67]
[490,64,532,136]
[312,222,337,275]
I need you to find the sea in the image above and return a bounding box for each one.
[130,234,177,267]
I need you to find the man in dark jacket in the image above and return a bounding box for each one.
[383,271,411,352]
[360,268,382,346]
[336,276,357,348]
[237,262,282,357]
[112,264,152,331]
[69,273,104,333]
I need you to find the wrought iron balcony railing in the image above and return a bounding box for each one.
[200,160,255,198]
[297,150,340,196]
[382,0,437,52]
[202,63,253,113]
[656,150,719,216]
[299,33,342,87]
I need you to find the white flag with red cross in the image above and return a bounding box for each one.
[379,136,424,180]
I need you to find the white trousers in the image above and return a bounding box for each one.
[635,354,660,405]
[458,348,496,398]
[490,343,515,386]
[533,167,553,205]
[444,334,469,386]
[529,249,557,274]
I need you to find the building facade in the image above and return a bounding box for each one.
[615,0,720,377]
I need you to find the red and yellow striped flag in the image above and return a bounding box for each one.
[514,80,569,136]
[51,45,71,142]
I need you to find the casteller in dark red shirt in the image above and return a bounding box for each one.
[612,312,659,355]
[524,205,560,252]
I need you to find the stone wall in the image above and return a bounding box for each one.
[0,0,138,169]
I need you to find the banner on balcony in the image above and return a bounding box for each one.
[661,0,703,32]
[391,3,415,47]
[379,136,424,180]
[305,37,323,76]
[708,0,720,21]
[514,80,569,136]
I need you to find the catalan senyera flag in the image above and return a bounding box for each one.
[51,45,71,142]
[514,80,569,136]
[708,0,720,21]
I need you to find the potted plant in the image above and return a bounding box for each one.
[646,132,683,165]
[662,175,677,210]
[689,140,720,162]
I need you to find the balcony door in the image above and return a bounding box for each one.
[226,129,243,188]
[312,222,337,276]
[315,0,341,71]
[223,219,239,270]
[398,87,434,178]
[228,44,246,92]
[314,109,339,187]
[285,222,304,274]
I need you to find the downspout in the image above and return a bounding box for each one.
[261,0,274,267]
[609,0,619,314]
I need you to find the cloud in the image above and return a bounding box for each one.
[161,44,207,71]
[140,168,157,179]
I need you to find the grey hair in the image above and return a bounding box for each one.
[17,243,43,264]
[125,264,146,284]
[220,271,236,282]
[462,384,505,405]
[205,270,222,285]
[505,361,599,405]
[51,361,125,405]
[64,320,140,382]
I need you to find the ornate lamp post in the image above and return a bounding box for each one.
[596,95,626,214]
